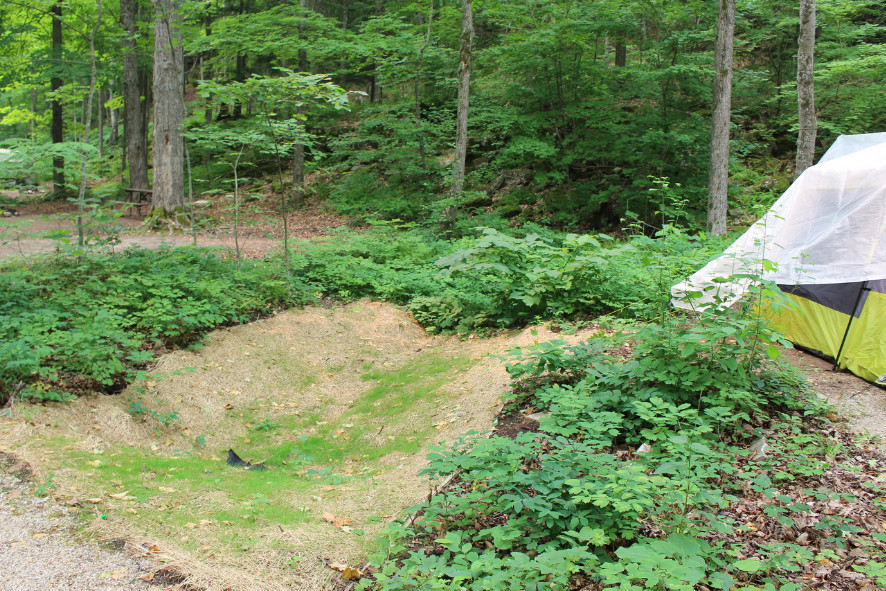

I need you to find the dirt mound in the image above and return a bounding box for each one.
[0,301,588,590]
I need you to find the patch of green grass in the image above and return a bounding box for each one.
[64,443,316,533]
[249,352,474,471]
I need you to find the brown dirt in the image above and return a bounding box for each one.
[783,347,886,445]
[0,190,350,260]
[0,302,593,591]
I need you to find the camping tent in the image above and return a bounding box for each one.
[672,132,886,383]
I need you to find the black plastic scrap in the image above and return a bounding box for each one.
[226,449,269,471]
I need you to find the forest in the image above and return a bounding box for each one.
[0,0,882,230]
[1,1,886,590]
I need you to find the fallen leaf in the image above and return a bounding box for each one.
[321,558,364,580]
[109,491,130,500]
[84,498,104,504]
[322,512,354,528]
[158,487,177,493]
[32,533,48,539]
[7,490,22,500]
[89,460,102,467]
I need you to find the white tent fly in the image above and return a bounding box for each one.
[671,132,886,382]
[673,133,886,307]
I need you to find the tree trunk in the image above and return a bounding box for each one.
[151,0,185,213]
[51,0,65,199]
[122,0,149,189]
[796,0,817,178]
[97,85,104,159]
[706,0,735,237]
[108,88,119,146]
[614,36,627,67]
[414,0,434,166]
[451,0,473,198]
[76,0,103,247]
[291,0,310,208]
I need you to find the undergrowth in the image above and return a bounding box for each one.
[290,223,722,334]
[0,246,307,404]
[358,285,886,590]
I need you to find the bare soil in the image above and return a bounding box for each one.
[0,302,593,591]
[0,190,350,260]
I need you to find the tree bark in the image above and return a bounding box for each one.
[291,0,310,208]
[706,0,735,237]
[76,0,103,247]
[414,0,434,166]
[108,88,119,146]
[614,36,626,67]
[122,0,149,189]
[97,85,104,159]
[151,0,185,213]
[51,0,65,199]
[796,0,817,177]
[451,0,473,198]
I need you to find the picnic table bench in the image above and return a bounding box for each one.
[115,188,152,217]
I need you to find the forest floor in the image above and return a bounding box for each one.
[0,188,349,260]
[0,301,595,590]
[2,306,884,591]
[2,189,885,590]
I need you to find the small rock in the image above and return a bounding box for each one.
[636,442,653,454]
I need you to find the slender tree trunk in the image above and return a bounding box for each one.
[202,13,213,170]
[414,0,434,166]
[151,0,185,213]
[97,85,104,159]
[796,0,817,177]
[30,89,38,140]
[76,0,103,247]
[291,0,310,208]
[51,0,65,199]
[706,0,735,237]
[451,0,473,198]
[122,0,149,189]
[108,88,119,146]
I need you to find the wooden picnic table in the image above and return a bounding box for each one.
[116,188,152,217]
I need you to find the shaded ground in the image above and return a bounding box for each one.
[784,348,886,444]
[1,306,884,590]
[0,192,349,260]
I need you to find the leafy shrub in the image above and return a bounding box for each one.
[0,246,307,403]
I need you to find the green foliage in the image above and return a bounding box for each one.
[358,245,885,590]
[286,224,722,335]
[0,246,307,404]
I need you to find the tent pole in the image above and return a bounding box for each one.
[833,281,869,371]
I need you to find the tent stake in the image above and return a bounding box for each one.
[833,281,869,371]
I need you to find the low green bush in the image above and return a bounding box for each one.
[358,280,881,591]
[0,246,307,403]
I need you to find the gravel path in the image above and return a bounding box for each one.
[0,473,156,591]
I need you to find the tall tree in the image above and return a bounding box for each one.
[291,0,310,209]
[50,0,65,198]
[122,0,149,190]
[76,0,103,246]
[706,0,735,237]
[796,0,817,177]
[151,0,185,214]
[451,0,473,198]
